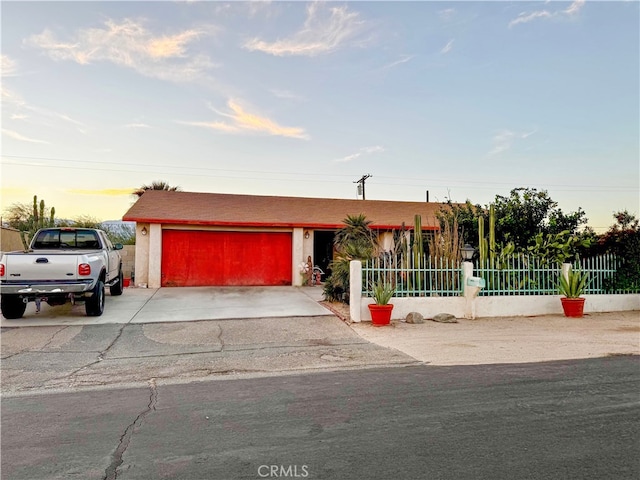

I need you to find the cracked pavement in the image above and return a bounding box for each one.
[1,315,419,395]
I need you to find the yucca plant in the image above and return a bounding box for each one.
[559,269,590,298]
[371,279,395,305]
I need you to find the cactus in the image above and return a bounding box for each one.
[478,215,486,263]
[413,215,424,291]
[489,204,496,264]
[39,199,45,229]
[478,204,497,266]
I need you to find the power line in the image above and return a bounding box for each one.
[2,154,637,193]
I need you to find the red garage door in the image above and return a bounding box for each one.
[161,230,292,287]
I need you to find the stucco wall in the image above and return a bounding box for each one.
[1,227,24,254]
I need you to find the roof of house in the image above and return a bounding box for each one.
[122,190,448,230]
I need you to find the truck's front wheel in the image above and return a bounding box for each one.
[85,280,105,316]
[1,295,27,319]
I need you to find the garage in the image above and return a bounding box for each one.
[161,230,292,287]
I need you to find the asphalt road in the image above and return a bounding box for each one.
[2,356,639,480]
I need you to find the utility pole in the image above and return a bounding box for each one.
[354,174,372,200]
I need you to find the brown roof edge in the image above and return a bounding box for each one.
[122,190,449,228]
[120,217,440,231]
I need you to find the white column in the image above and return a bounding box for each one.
[350,260,362,322]
[292,228,304,286]
[134,223,150,287]
[462,261,475,319]
[148,224,162,288]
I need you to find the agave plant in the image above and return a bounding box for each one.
[559,269,590,298]
[371,279,395,305]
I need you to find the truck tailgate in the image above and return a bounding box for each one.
[4,252,81,282]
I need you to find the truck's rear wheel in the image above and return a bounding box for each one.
[85,280,105,316]
[1,295,27,319]
[110,269,124,296]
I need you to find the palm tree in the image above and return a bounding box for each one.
[333,213,378,257]
[323,214,378,302]
[133,181,182,198]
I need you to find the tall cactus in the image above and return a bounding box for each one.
[478,204,496,266]
[32,195,38,229]
[413,215,424,291]
[478,215,487,264]
[488,204,496,264]
[39,199,45,229]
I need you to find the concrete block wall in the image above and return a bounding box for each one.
[120,245,136,280]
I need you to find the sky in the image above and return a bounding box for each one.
[1,0,638,232]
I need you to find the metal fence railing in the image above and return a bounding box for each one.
[362,253,635,298]
[363,255,463,297]
[575,254,638,294]
[475,255,561,296]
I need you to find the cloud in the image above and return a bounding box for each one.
[244,2,366,56]
[6,88,83,126]
[179,99,309,139]
[438,8,456,21]
[440,39,454,55]
[509,0,585,28]
[270,89,306,101]
[66,188,133,196]
[1,128,50,144]
[2,86,84,133]
[25,18,216,82]
[487,129,537,157]
[335,145,384,163]
[1,54,18,76]
[381,54,414,70]
[124,122,151,129]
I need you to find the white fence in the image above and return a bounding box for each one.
[350,260,640,322]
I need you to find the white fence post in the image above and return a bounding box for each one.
[350,260,362,323]
[462,261,475,319]
[561,263,572,282]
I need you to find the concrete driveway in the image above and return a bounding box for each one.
[0,286,333,327]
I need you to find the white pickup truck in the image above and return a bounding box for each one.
[0,227,124,319]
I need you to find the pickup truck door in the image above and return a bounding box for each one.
[99,232,120,280]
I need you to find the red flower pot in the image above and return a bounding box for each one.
[368,304,394,326]
[561,297,585,318]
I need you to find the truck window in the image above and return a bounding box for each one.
[33,229,100,249]
[33,230,61,249]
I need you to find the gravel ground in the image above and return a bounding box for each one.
[350,310,640,365]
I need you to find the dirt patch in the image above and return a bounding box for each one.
[320,301,350,322]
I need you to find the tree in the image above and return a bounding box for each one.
[592,211,640,292]
[492,188,587,249]
[3,195,56,247]
[133,181,182,198]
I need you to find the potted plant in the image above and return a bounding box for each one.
[368,279,395,326]
[559,268,590,318]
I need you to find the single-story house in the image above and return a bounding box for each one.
[122,190,447,288]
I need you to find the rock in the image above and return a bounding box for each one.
[431,313,458,323]
[405,312,425,324]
